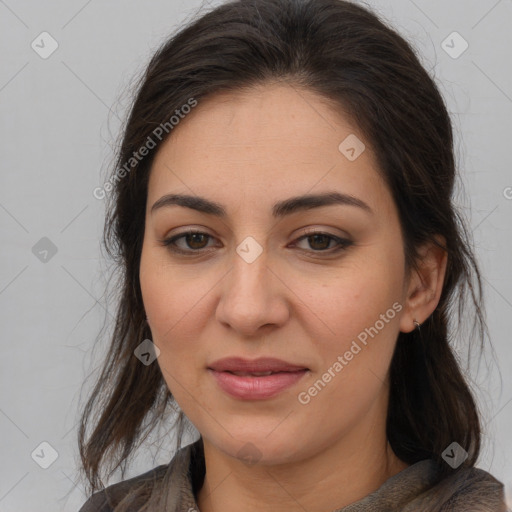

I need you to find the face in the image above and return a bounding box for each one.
[139,83,410,465]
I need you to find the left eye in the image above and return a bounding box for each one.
[293,232,352,252]
[159,230,352,255]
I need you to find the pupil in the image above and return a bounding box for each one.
[188,233,207,249]
[310,234,329,250]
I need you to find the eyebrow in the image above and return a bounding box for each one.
[150,191,373,218]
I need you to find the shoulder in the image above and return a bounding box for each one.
[437,466,507,511]
[78,463,169,512]
[409,464,509,512]
[78,439,204,512]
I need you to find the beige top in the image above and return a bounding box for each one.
[79,438,507,511]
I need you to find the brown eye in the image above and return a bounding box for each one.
[293,232,353,253]
[183,233,210,249]
[160,230,215,254]
[305,234,333,250]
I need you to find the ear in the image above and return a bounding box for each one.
[399,235,448,333]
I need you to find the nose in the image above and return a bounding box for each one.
[215,244,290,337]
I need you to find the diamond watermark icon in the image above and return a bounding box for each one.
[134,339,160,365]
[441,31,469,59]
[237,442,262,465]
[338,134,365,161]
[442,441,468,469]
[31,441,59,469]
[236,236,263,264]
[31,32,59,59]
[32,237,58,263]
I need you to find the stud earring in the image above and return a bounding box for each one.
[413,319,421,331]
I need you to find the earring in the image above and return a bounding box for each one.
[413,319,421,331]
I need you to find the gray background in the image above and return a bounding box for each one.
[1,0,511,510]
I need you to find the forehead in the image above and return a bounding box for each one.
[147,83,390,217]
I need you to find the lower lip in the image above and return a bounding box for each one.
[208,369,308,400]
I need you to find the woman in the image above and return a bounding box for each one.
[78,0,507,510]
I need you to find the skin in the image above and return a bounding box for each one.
[139,82,448,512]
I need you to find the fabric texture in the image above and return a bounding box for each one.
[79,438,507,511]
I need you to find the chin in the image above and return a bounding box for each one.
[210,429,307,466]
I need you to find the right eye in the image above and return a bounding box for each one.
[159,230,217,254]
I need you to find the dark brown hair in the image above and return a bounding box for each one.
[78,0,498,502]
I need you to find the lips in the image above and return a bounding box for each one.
[208,357,309,400]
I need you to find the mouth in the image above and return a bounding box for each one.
[223,370,286,376]
[207,357,309,400]
[208,356,309,374]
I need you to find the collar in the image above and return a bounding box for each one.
[145,439,504,511]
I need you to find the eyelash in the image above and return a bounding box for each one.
[158,229,353,256]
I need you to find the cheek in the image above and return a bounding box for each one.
[293,256,403,339]
[293,277,401,429]
[140,244,203,331]
[139,248,214,386]
[139,268,201,405]
[291,250,404,393]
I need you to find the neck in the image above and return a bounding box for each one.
[196,424,409,512]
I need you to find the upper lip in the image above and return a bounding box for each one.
[208,357,308,373]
